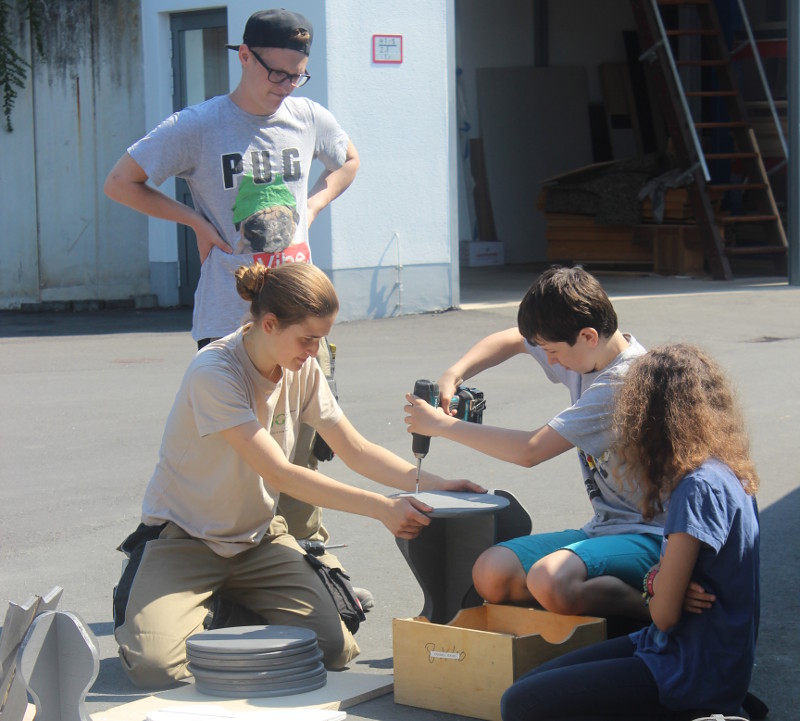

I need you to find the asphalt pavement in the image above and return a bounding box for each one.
[1,266,799,720]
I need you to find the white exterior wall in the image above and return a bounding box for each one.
[140,0,458,321]
[325,2,458,319]
[0,0,148,309]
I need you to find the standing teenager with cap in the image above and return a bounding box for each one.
[104,9,364,608]
[104,8,359,343]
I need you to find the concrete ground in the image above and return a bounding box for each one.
[1,265,799,720]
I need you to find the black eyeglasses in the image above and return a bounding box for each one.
[249,48,311,88]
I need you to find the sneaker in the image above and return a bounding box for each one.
[353,587,375,613]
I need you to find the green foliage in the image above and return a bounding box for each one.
[0,0,45,132]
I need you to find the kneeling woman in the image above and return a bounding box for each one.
[114,262,483,688]
[501,343,760,720]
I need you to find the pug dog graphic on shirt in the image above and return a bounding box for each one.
[231,174,300,255]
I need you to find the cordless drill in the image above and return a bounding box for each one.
[411,379,439,495]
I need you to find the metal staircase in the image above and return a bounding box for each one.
[631,0,787,279]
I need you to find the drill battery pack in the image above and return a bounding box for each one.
[448,385,486,424]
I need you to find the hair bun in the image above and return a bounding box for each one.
[235,264,269,302]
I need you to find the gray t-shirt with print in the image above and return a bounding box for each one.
[129,94,349,341]
[526,334,665,537]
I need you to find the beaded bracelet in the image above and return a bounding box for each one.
[642,567,658,605]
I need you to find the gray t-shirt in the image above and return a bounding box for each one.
[141,327,343,557]
[526,334,665,537]
[129,94,350,340]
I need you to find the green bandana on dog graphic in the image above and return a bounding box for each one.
[232,174,300,254]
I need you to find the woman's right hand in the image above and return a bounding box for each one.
[379,496,433,539]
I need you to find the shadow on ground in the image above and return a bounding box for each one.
[0,308,193,339]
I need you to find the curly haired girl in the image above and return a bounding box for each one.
[501,343,760,721]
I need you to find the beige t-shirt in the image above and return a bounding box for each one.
[141,326,343,557]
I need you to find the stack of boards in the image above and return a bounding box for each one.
[187,625,326,698]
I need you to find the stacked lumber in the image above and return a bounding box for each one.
[539,184,723,275]
[542,214,650,263]
[640,187,723,223]
[537,185,648,264]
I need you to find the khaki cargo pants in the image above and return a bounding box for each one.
[113,517,359,689]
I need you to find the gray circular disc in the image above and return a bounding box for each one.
[189,657,325,682]
[195,666,325,691]
[194,669,327,698]
[392,490,510,518]
[188,646,323,670]
[186,625,317,656]
[187,637,318,664]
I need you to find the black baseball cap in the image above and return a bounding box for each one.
[226,9,313,55]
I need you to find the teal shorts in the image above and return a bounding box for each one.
[498,529,662,588]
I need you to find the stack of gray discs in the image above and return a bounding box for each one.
[186,625,326,697]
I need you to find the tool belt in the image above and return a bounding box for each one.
[304,552,366,634]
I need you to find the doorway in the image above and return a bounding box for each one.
[170,9,229,306]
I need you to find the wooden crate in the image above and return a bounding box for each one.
[633,224,707,277]
[393,605,606,721]
[544,214,652,263]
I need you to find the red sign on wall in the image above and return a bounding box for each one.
[372,35,403,64]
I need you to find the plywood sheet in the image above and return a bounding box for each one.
[475,66,593,264]
[92,673,393,721]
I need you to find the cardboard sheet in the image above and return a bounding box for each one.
[146,705,347,721]
[91,673,393,721]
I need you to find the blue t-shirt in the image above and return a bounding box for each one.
[631,459,760,713]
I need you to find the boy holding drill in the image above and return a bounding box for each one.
[404,266,663,622]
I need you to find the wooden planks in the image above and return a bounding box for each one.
[92,673,394,721]
[539,184,719,275]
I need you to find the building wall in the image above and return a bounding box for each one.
[324,1,458,319]
[0,0,458,320]
[0,0,148,309]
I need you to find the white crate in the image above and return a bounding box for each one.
[459,241,504,266]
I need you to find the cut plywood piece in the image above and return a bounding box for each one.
[145,706,346,721]
[475,66,593,264]
[0,587,64,721]
[92,673,393,721]
[17,610,99,721]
